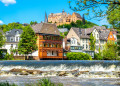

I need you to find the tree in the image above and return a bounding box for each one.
[102,41,118,60]
[82,14,85,25]
[0,32,5,48]
[90,33,96,51]
[69,0,120,20]
[0,22,24,32]
[18,26,37,58]
[30,21,38,25]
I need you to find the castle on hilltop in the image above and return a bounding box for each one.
[48,9,83,26]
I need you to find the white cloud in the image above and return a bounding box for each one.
[0,20,4,24]
[0,0,16,6]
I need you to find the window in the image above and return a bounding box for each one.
[96,45,99,50]
[96,40,99,43]
[86,44,88,49]
[11,44,13,48]
[110,35,112,38]
[83,39,84,43]
[97,34,99,38]
[52,51,54,55]
[10,37,14,42]
[83,44,84,49]
[16,37,19,42]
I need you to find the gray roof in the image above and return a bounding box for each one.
[5,29,23,43]
[72,26,110,40]
[31,23,60,35]
[58,28,68,33]
[5,29,23,36]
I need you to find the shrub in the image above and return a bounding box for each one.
[66,52,92,60]
[0,82,17,86]
[26,78,63,86]
[94,53,103,60]
[4,53,14,60]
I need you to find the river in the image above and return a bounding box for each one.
[0,60,120,86]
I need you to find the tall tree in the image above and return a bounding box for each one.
[18,26,37,58]
[102,41,118,60]
[0,32,5,48]
[82,14,85,25]
[90,33,96,51]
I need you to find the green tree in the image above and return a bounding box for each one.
[18,26,37,58]
[30,21,38,25]
[102,41,118,60]
[90,33,96,51]
[0,32,5,48]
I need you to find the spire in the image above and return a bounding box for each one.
[44,12,48,23]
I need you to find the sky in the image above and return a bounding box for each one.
[0,0,110,26]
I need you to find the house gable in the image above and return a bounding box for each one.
[107,31,115,41]
[67,28,80,43]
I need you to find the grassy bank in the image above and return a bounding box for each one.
[0,78,63,86]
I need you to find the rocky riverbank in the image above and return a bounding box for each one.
[0,68,120,78]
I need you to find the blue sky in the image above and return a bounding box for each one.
[0,0,110,26]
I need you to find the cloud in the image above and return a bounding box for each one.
[0,0,16,6]
[0,20,4,24]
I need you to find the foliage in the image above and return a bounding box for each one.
[64,32,68,36]
[18,26,37,55]
[57,20,97,30]
[94,53,103,60]
[0,22,24,32]
[60,32,65,38]
[30,21,38,25]
[69,0,120,20]
[102,25,108,29]
[0,32,6,48]
[3,53,14,60]
[90,33,96,51]
[0,82,17,86]
[66,52,92,60]
[102,41,118,60]
[26,78,63,86]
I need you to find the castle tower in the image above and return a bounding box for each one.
[44,12,48,23]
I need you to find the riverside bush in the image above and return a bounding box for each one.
[66,52,92,60]
[26,78,63,86]
[0,82,17,86]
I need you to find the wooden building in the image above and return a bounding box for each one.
[32,23,63,60]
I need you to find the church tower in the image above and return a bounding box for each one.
[44,12,48,23]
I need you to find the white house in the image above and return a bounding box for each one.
[2,29,23,55]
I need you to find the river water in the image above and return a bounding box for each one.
[0,60,120,86]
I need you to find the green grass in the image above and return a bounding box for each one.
[0,78,63,86]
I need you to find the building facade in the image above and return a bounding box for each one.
[1,29,23,55]
[66,26,116,53]
[48,9,82,26]
[32,23,63,60]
